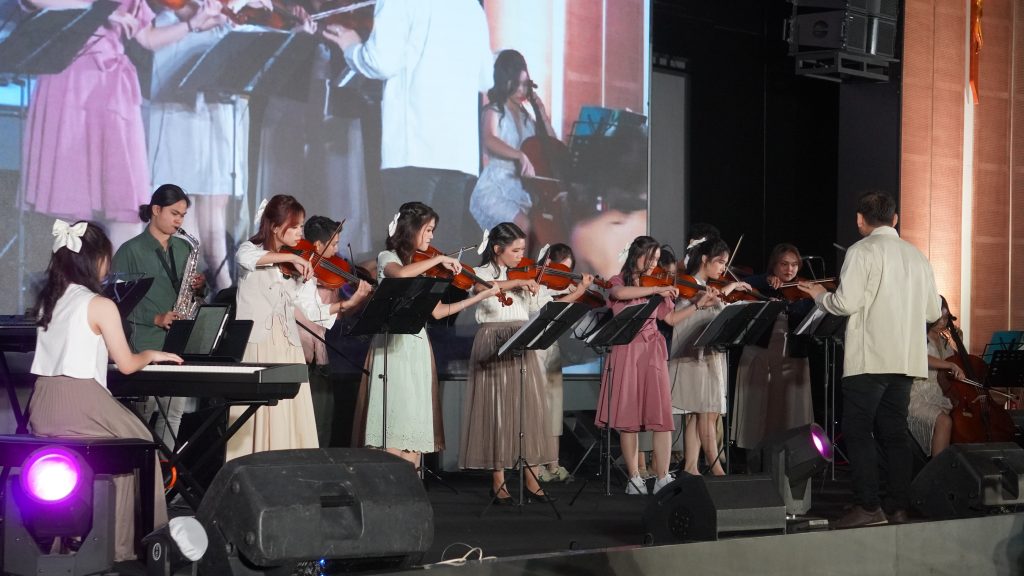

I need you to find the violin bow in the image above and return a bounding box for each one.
[724,234,744,282]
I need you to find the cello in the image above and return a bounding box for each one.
[519,86,570,248]
[939,316,1016,443]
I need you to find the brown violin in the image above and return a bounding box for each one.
[639,267,712,300]
[775,277,836,302]
[939,322,1016,443]
[413,246,512,307]
[507,258,611,291]
[279,238,369,290]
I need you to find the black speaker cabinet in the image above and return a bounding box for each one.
[910,442,1024,520]
[196,449,433,575]
[643,474,786,543]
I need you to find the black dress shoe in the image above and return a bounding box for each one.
[489,488,513,505]
[526,489,557,504]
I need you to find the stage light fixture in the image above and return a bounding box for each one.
[4,445,116,576]
[760,423,833,515]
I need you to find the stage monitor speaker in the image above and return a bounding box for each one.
[196,449,433,575]
[643,474,786,544]
[910,442,1024,520]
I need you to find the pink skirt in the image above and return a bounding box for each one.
[595,330,674,433]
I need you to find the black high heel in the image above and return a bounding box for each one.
[526,488,557,504]
[489,488,513,505]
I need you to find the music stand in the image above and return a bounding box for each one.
[987,351,1024,388]
[481,302,589,517]
[103,275,153,318]
[572,297,664,499]
[692,300,784,474]
[348,277,449,452]
[794,307,847,478]
[0,0,118,74]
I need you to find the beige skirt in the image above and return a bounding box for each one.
[459,322,556,470]
[28,375,168,562]
[226,317,318,460]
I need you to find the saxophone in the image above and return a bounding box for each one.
[172,228,202,319]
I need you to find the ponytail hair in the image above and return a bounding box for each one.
[139,184,190,223]
[249,195,305,251]
[385,202,440,265]
[35,221,112,330]
[684,236,730,276]
[479,222,526,274]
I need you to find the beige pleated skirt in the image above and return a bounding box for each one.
[459,322,556,470]
[226,318,319,460]
[28,375,168,562]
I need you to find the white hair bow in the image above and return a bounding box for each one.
[51,219,88,254]
[253,198,269,226]
[617,244,630,264]
[536,243,550,262]
[687,236,707,250]
[387,212,400,237]
[476,228,490,255]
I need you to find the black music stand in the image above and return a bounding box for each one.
[794,307,847,478]
[0,0,118,74]
[482,302,590,518]
[348,277,448,453]
[987,351,1024,389]
[692,300,784,474]
[571,297,664,500]
[103,275,153,318]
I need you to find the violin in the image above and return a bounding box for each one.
[413,246,513,307]
[154,0,303,30]
[279,239,366,290]
[639,267,711,300]
[939,321,1016,443]
[506,258,611,291]
[775,277,836,302]
[309,0,375,35]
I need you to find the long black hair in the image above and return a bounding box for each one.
[386,202,439,265]
[139,183,190,223]
[35,221,112,330]
[620,236,660,287]
[543,243,574,269]
[684,236,730,277]
[486,49,529,116]
[480,222,526,274]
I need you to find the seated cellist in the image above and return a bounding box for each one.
[908,296,960,457]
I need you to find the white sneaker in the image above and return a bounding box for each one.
[625,475,648,495]
[652,473,675,494]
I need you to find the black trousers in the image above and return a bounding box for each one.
[841,373,913,511]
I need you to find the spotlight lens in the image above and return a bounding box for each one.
[24,452,80,502]
[810,426,833,461]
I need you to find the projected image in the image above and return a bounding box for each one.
[0,0,650,372]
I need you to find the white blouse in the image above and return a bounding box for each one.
[473,264,547,324]
[235,241,304,346]
[31,284,109,388]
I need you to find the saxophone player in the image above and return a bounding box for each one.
[113,184,207,447]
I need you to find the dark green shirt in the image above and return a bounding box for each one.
[112,230,191,353]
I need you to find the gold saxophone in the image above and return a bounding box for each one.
[172,228,202,319]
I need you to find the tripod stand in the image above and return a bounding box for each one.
[568,297,664,501]
[693,300,783,475]
[481,302,589,517]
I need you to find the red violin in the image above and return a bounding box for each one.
[413,246,512,307]
[279,238,367,290]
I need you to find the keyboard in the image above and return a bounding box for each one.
[106,363,307,401]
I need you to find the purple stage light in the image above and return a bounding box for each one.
[20,447,83,503]
[809,424,833,462]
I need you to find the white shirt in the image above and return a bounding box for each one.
[473,264,546,324]
[31,284,109,388]
[235,241,303,346]
[343,0,492,176]
[815,226,941,379]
